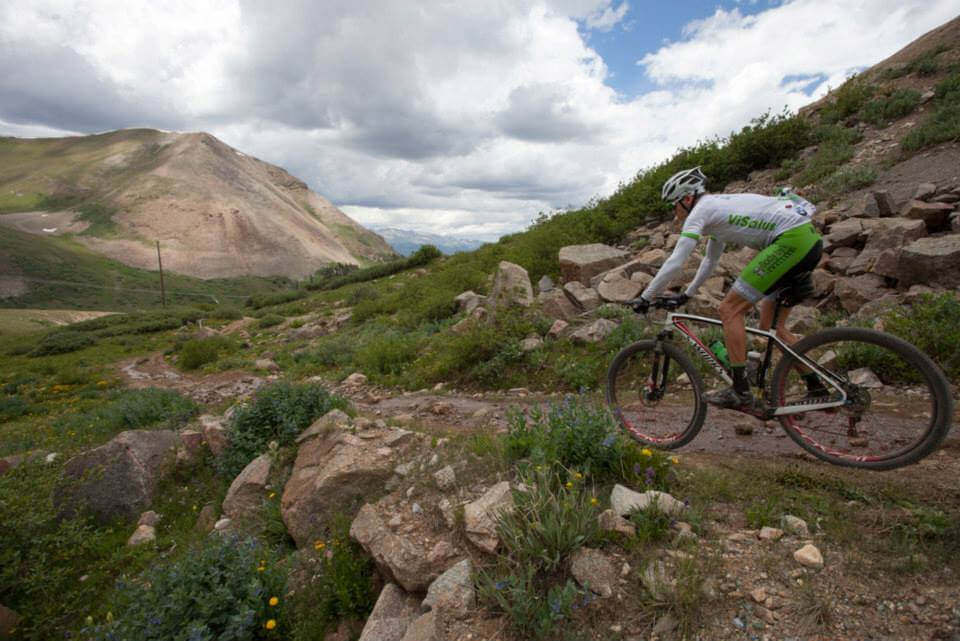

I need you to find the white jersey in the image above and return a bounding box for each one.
[680,193,815,250]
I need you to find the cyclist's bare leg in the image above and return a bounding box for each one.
[759,298,798,345]
[718,290,754,365]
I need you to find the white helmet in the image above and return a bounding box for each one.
[662,167,707,203]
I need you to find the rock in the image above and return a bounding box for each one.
[758,527,784,541]
[824,218,864,249]
[195,502,218,533]
[222,453,272,521]
[570,547,618,597]
[213,517,232,532]
[558,244,630,286]
[898,236,960,288]
[786,305,820,334]
[199,414,229,457]
[296,409,352,444]
[454,291,486,314]
[0,604,21,640]
[423,559,475,617]
[734,423,753,436]
[127,524,156,546]
[138,510,160,527]
[519,336,543,352]
[562,281,601,312]
[750,587,767,603]
[537,289,580,321]
[637,248,667,267]
[641,560,673,600]
[537,275,554,293]
[873,190,895,217]
[652,614,678,635]
[463,481,514,553]
[833,274,887,314]
[901,200,955,231]
[610,485,686,518]
[952,212,960,233]
[547,319,569,338]
[913,182,937,201]
[344,372,369,387]
[794,544,824,568]
[490,261,534,308]
[598,509,636,536]
[358,583,422,641]
[569,318,618,344]
[450,307,487,333]
[433,465,456,490]
[781,515,809,536]
[282,430,407,547]
[255,358,280,372]
[849,367,883,388]
[55,430,181,523]
[596,271,645,303]
[400,610,439,641]
[351,504,441,592]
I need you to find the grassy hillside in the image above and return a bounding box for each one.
[0,227,289,310]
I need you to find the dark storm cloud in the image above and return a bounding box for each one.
[0,40,184,133]
[495,82,601,143]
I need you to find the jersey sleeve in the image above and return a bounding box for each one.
[684,237,725,297]
[641,235,697,300]
[679,208,709,241]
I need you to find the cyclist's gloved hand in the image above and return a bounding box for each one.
[658,293,689,310]
[629,296,651,314]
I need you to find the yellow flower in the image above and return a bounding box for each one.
[670,456,679,465]
[265,619,277,630]
[268,492,276,499]
[257,566,266,572]
[573,472,583,480]
[565,481,573,489]
[314,540,325,551]
[269,596,279,606]
[590,497,599,506]
[641,448,653,457]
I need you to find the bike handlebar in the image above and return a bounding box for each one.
[626,294,688,314]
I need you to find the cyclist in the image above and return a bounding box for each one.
[634,167,825,409]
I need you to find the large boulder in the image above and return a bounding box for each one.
[563,281,601,312]
[901,200,955,231]
[222,453,272,522]
[282,428,413,547]
[833,274,888,313]
[489,261,534,307]
[454,291,486,314]
[596,271,644,303]
[350,504,443,593]
[358,583,422,641]
[537,289,581,321]
[558,244,630,286]
[570,319,619,344]
[610,485,686,518]
[898,235,960,288]
[423,559,475,617]
[824,218,864,250]
[55,430,181,523]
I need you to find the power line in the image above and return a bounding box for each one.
[13,276,252,300]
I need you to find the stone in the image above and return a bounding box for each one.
[490,261,534,307]
[282,430,407,547]
[454,291,486,314]
[463,481,514,553]
[899,236,960,288]
[637,248,667,267]
[873,190,895,217]
[952,212,960,233]
[786,305,820,334]
[358,583,421,641]
[569,318,618,344]
[598,509,636,536]
[781,515,809,536]
[750,587,767,603]
[794,544,824,568]
[734,423,753,436]
[55,430,180,523]
[596,271,644,303]
[400,610,439,641]
[758,527,784,541]
[519,336,543,352]
[199,414,229,457]
[343,372,369,387]
[641,560,673,600]
[824,218,864,249]
[901,200,955,231]
[537,289,580,321]
[913,182,937,201]
[296,409,352,444]
[849,367,883,388]
[433,465,456,490]
[537,275,555,293]
[833,274,887,314]
[423,559,475,617]
[255,358,280,372]
[138,510,160,527]
[547,319,569,338]
[195,503,218,533]
[127,524,156,546]
[610,485,686,518]
[351,504,441,592]
[222,453,272,521]
[558,244,630,286]
[570,547,618,597]
[563,281,601,312]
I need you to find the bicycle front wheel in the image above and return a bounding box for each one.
[606,340,707,449]
[771,327,954,470]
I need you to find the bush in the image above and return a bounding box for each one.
[29,330,95,357]
[88,535,287,641]
[882,293,960,382]
[247,289,307,310]
[861,89,922,127]
[306,245,442,291]
[816,165,878,198]
[0,396,31,423]
[179,336,235,370]
[55,388,198,446]
[257,314,285,329]
[819,77,875,125]
[902,73,960,152]
[478,566,586,641]
[354,330,421,379]
[217,382,349,479]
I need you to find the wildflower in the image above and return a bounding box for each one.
[314,540,325,551]
[265,619,277,630]
[257,566,266,572]
[494,580,508,590]
[590,497,599,506]
[645,467,655,485]
[268,492,276,499]
[671,456,679,465]
[601,434,616,448]
[269,596,279,606]
[565,481,573,489]
[641,448,653,457]
[573,472,583,480]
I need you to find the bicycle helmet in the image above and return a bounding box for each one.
[662,167,707,203]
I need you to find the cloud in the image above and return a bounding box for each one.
[1,0,958,240]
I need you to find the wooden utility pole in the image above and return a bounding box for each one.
[156,240,166,307]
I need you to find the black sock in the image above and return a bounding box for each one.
[731,365,749,394]
[802,372,826,391]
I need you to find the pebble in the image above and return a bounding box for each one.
[733,617,746,630]
[794,544,824,569]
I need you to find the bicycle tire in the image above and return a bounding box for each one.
[770,327,953,470]
[606,340,707,449]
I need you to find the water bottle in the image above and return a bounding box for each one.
[710,340,730,369]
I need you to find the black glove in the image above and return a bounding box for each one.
[630,297,651,314]
[659,293,689,310]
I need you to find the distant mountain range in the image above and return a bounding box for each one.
[370,226,486,256]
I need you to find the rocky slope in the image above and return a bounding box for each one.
[0,129,396,279]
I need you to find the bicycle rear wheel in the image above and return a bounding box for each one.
[606,340,707,449]
[770,327,953,470]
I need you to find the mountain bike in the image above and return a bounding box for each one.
[605,292,954,470]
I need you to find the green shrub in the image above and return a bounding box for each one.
[628,502,674,544]
[346,284,379,305]
[29,330,95,357]
[88,535,287,641]
[179,336,235,370]
[247,289,306,310]
[861,89,922,127]
[217,382,349,479]
[257,314,284,329]
[75,202,117,236]
[793,138,855,188]
[477,567,585,641]
[354,330,421,379]
[0,396,31,423]
[819,77,875,124]
[306,245,442,291]
[902,74,960,151]
[816,165,878,198]
[882,293,960,382]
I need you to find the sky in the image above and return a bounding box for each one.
[1,1,957,241]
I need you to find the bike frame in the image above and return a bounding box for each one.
[656,311,849,416]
